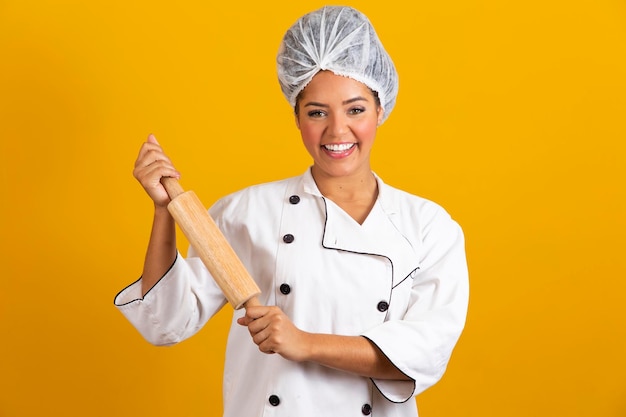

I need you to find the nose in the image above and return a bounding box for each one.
[327,112,349,138]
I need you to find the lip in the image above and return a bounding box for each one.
[321,143,357,159]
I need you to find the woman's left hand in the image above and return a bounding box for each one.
[237,306,312,362]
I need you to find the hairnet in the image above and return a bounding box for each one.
[277,6,399,124]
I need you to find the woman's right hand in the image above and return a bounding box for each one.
[132,134,181,208]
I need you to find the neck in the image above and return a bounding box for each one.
[311,166,378,204]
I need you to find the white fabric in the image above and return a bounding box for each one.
[114,169,469,417]
[277,6,399,123]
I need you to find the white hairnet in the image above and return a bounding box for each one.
[277,6,399,124]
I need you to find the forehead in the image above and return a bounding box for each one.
[300,71,373,101]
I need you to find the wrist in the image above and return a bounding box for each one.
[153,205,175,227]
[154,204,171,215]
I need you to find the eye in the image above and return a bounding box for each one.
[349,106,366,115]
[307,109,326,118]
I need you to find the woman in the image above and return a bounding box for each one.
[115,6,469,416]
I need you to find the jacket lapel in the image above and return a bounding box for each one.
[301,171,421,288]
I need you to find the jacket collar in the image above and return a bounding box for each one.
[299,168,420,287]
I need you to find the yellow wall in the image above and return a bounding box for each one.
[1,0,625,416]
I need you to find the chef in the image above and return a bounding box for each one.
[115,6,469,417]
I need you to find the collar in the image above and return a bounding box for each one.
[298,167,420,287]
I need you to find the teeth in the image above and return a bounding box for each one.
[323,143,355,152]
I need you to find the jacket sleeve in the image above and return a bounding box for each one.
[361,204,469,402]
[113,251,228,346]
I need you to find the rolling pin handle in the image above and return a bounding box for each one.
[161,176,185,200]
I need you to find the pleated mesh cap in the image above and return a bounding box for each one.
[277,6,399,123]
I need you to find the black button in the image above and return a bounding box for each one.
[289,195,300,204]
[377,301,389,312]
[283,234,295,243]
[269,395,280,406]
[280,284,291,295]
[362,403,372,415]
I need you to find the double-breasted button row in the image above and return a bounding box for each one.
[283,195,300,243]
[269,396,370,412]
[279,196,299,297]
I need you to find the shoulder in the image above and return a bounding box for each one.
[378,178,463,242]
[379,179,452,220]
[208,175,301,220]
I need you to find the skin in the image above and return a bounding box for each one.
[133,71,408,381]
[132,134,179,296]
[295,70,383,224]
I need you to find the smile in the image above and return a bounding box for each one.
[322,143,356,152]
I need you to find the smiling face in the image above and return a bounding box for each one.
[295,71,384,182]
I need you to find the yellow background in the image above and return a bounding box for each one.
[1,0,625,416]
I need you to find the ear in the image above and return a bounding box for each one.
[295,113,301,130]
[377,107,385,126]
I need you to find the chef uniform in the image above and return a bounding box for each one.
[115,169,469,417]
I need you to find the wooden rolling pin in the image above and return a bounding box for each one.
[161,176,261,309]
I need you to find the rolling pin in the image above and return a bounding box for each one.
[161,176,261,309]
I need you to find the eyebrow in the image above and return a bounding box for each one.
[303,96,369,108]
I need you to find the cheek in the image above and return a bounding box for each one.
[354,121,378,141]
[299,124,320,148]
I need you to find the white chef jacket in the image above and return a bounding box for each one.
[115,168,469,417]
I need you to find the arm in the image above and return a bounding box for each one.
[304,333,408,380]
[237,306,409,380]
[114,135,227,345]
[131,134,180,296]
[140,206,177,295]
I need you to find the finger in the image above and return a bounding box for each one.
[246,315,269,335]
[135,137,166,167]
[257,338,277,355]
[145,152,175,170]
[147,133,159,145]
[137,150,176,173]
[244,306,268,320]
[237,316,252,326]
[133,156,173,176]
[136,163,180,185]
[252,327,271,347]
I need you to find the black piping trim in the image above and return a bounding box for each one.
[393,266,421,289]
[320,197,393,320]
[319,197,419,313]
[113,252,179,306]
[362,335,416,404]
